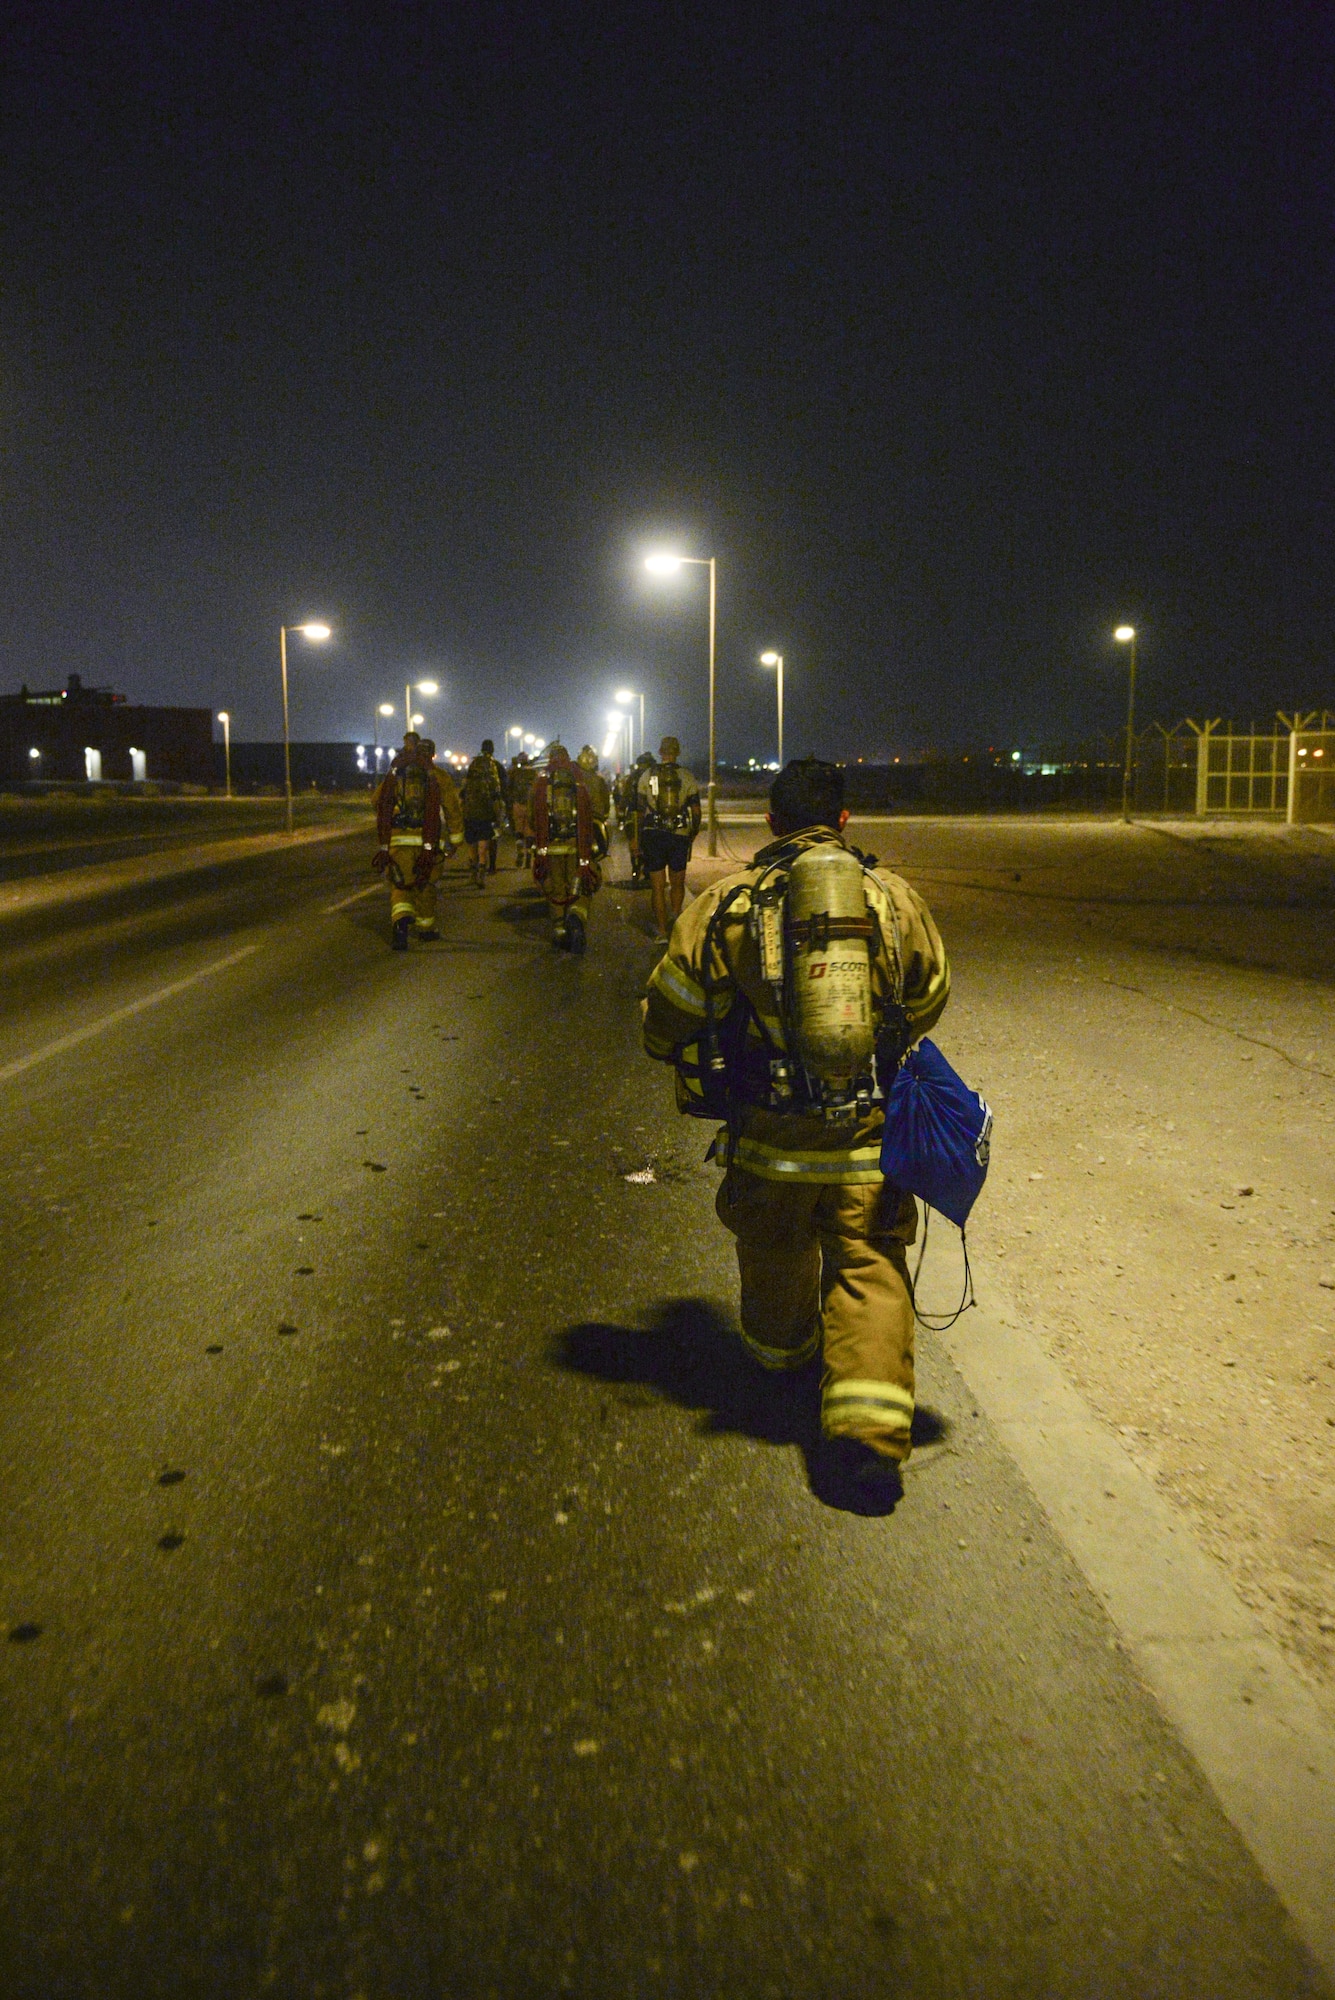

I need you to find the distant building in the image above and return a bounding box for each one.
[0,674,214,786]
[224,742,386,790]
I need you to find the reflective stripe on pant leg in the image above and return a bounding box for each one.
[545,851,576,914]
[821,1379,915,1441]
[815,1181,917,1454]
[715,1168,822,1370]
[390,838,422,924]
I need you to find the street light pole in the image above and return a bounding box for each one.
[760,652,784,769]
[404,680,438,736]
[279,622,332,837]
[375,704,396,775]
[707,557,717,854]
[615,688,645,764]
[218,711,232,799]
[1115,625,1138,823]
[280,627,293,835]
[644,553,719,855]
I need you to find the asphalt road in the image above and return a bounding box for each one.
[0,828,1326,1999]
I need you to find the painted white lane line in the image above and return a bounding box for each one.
[322,882,384,914]
[925,1237,1335,1980]
[0,945,260,1087]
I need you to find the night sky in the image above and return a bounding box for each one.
[4,3,1333,760]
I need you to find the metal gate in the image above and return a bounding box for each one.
[1192,720,1289,815]
[1288,727,1335,825]
[1188,713,1335,821]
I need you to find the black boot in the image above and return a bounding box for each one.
[565,914,587,956]
[391,917,411,951]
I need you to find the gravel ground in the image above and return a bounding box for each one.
[691,813,1335,1716]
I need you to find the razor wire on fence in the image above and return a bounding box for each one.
[834,712,1335,819]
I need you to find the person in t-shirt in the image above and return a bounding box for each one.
[636,736,701,942]
[460,739,506,888]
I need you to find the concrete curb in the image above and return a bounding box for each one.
[926,1249,1335,1979]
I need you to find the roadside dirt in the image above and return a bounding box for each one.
[688,815,1335,1715]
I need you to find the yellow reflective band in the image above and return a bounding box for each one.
[648,956,708,1017]
[822,1380,914,1432]
[738,1323,821,1371]
[390,833,425,847]
[731,1134,884,1185]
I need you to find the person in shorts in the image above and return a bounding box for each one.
[637,736,701,941]
[461,740,505,888]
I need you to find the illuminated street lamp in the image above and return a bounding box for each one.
[405,678,438,733]
[217,711,232,799]
[506,724,524,762]
[1114,624,1138,822]
[614,687,644,763]
[759,652,784,770]
[605,709,632,769]
[279,622,332,836]
[644,553,719,853]
[374,702,396,769]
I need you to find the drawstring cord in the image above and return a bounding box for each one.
[911,1206,977,1332]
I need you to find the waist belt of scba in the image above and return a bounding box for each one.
[389,831,425,844]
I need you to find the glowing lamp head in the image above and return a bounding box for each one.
[1114,625,1136,643]
[216,710,229,722]
[645,553,683,576]
[378,703,395,717]
[760,651,780,666]
[297,623,331,641]
[415,679,438,696]
[614,688,635,703]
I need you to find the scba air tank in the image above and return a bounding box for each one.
[785,845,876,1090]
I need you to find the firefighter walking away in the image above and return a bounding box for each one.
[372,733,444,949]
[532,743,601,954]
[509,750,536,870]
[641,758,950,1498]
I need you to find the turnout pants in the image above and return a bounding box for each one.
[540,848,600,930]
[388,835,436,932]
[716,1166,918,1461]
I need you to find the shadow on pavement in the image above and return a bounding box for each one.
[554,1297,949,1518]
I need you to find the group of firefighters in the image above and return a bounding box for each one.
[373,729,701,955]
[372,731,952,1502]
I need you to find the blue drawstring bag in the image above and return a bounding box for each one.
[880,1039,992,1229]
